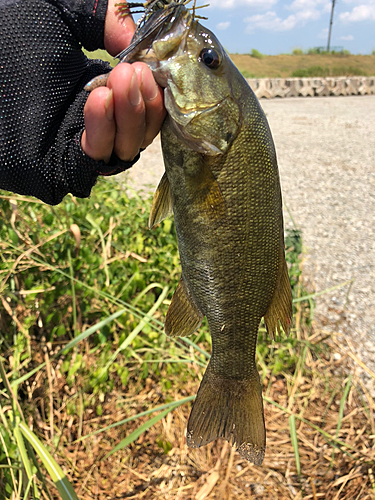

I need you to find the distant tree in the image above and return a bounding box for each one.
[250,49,264,59]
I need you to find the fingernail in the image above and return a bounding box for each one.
[129,73,141,106]
[104,89,114,121]
[141,68,159,101]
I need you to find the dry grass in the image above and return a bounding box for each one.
[84,50,375,78]
[229,54,375,78]
[27,327,375,500]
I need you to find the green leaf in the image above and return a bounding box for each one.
[78,395,195,443]
[19,422,79,500]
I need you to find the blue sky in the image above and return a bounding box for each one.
[194,0,375,54]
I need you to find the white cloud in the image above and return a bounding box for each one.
[317,27,329,38]
[340,34,355,40]
[208,0,277,9]
[322,2,333,13]
[340,3,375,22]
[287,0,330,12]
[216,21,231,30]
[244,9,320,32]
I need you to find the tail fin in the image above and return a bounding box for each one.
[187,363,265,465]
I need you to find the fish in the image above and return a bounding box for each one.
[86,1,292,465]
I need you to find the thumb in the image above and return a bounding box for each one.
[104,0,136,56]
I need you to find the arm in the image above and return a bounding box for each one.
[0,0,165,204]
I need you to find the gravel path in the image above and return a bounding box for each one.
[125,95,375,384]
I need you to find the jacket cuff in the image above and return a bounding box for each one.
[96,150,142,176]
[53,0,109,51]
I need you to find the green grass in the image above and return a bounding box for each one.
[1,179,370,499]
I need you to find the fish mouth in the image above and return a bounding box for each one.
[165,93,233,155]
[165,87,229,127]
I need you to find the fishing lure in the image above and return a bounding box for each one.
[116,0,207,26]
[116,0,179,25]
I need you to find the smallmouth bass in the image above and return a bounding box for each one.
[87,1,292,465]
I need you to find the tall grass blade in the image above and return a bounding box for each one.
[337,375,353,437]
[180,337,210,359]
[19,422,79,500]
[11,307,128,387]
[289,414,301,479]
[292,280,354,303]
[331,374,352,464]
[98,286,169,376]
[264,396,357,458]
[104,408,172,459]
[67,249,77,336]
[78,395,195,442]
[86,213,110,287]
[13,420,40,499]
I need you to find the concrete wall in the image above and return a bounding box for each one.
[246,76,375,98]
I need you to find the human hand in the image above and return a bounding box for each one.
[81,1,166,164]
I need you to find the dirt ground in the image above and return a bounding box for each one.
[125,95,375,393]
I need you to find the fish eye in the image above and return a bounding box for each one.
[199,48,221,69]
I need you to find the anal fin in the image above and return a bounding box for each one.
[165,277,204,338]
[149,172,173,229]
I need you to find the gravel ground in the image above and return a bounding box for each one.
[125,95,375,386]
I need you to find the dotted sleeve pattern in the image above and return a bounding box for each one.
[0,0,139,205]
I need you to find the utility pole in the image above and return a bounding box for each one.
[327,0,336,52]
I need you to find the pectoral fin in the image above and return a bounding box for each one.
[165,277,204,338]
[264,254,293,339]
[149,172,173,229]
[185,161,226,224]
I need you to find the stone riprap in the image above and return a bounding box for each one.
[247,76,375,99]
